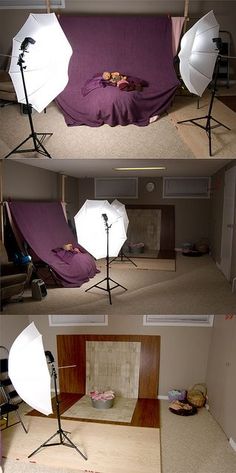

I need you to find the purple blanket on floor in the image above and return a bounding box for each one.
[8,202,99,288]
[56,15,179,127]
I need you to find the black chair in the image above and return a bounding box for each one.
[0,346,27,432]
[0,385,27,432]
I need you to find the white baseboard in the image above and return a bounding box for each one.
[158,395,169,400]
[229,437,236,452]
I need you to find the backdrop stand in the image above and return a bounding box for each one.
[85,214,127,304]
[4,41,52,159]
[177,55,230,156]
[28,354,87,461]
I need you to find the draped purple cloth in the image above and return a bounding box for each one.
[8,202,99,288]
[56,15,179,127]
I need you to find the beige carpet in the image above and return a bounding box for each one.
[0,100,194,159]
[1,416,160,473]
[100,257,176,271]
[2,254,235,315]
[1,88,235,159]
[160,401,236,473]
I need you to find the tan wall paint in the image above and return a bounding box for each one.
[78,176,211,247]
[206,316,236,443]
[26,314,211,396]
[210,160,236,279]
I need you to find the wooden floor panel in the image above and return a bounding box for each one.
[27,392,160,428]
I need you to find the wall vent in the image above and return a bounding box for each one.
[143,315,214,327]
[163,177,210,198]
[95,177,138,199]
[49,315,108,326]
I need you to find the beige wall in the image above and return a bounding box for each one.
[78,176,211,248]
[0,314,211,397]
[0,1,235,78]
[3,160,59,201]
[3,162,212,248]
[210,160,236,279]
[206,315,236,443]
[2,160,79,229]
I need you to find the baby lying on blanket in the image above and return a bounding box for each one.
[81,72,148,96]
[102,71,145,91]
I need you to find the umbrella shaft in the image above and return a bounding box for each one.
[18,54,36,145]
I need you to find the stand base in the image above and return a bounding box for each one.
[85,276,127,305]
[28,428,87,460]
[110,251,137,267]
[4,132,53,159]
[177,114,231,156]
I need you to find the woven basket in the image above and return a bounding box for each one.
[187,383,207,408]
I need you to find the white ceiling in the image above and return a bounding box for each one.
[11,157,232,178]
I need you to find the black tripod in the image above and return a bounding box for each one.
[85,214,127,304]
[28,352,87,460]
[4,37,52,159]
[177,55,231,156]
[109,246,137,267]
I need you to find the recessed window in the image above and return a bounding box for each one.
[0,1,65,9]
[143,315,214,327]
[49,314,108,326]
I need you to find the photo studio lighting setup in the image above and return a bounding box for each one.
[178,10,231,156]
[74,199,128,304]
[8,322,87,460]
[109,199,137,267]
[4,13,72,159]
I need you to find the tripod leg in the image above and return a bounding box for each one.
[28,430,60,458]
[4,135,36,159]
[34,134,52,158]
[62,431,88,460]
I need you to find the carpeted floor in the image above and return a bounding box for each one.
[2,254,235,315]
[102,257,176,272]
[0,87,235,159]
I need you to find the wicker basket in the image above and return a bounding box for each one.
[187,383,207,408]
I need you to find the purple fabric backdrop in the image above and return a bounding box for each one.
[56,15,179,126]
[8,202,99,288]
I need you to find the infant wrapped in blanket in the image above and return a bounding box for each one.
[82,71,148,96]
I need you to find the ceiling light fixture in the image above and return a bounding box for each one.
[113,166,166,171]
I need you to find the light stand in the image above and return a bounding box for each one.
[177,50,231,156]
[110,246,137,267]
[85,213,127,304]
[28,351,87,461]
[4,37,52,159]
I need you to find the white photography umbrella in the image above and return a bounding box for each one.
[177,10,231,156]
[74,199,127,304]
[4,13,72,159]
[9,13,72,113]
[179,10,219,97]
[111,199,129,233]
[74,199,127,260]
[8,322,52,416]
[110,200,137,267]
